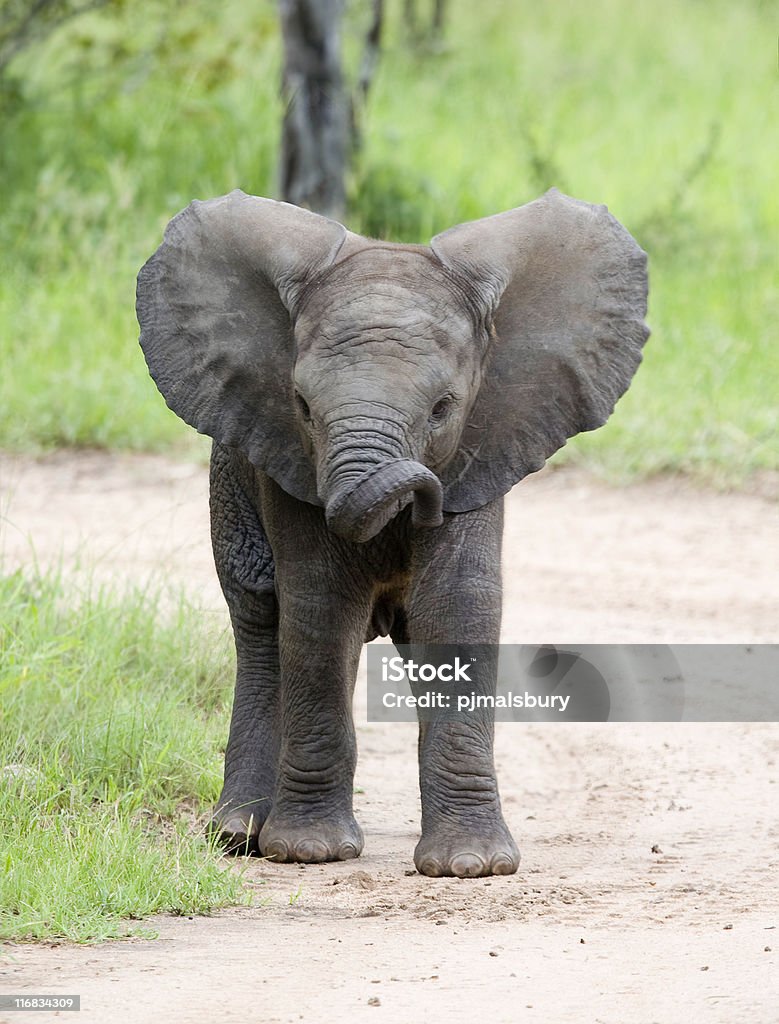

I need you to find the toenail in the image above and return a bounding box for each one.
[450,853,487,878]
[263,838,290,861]
[417,858,444,877]
[490,854,518,875]
[338,842,360,860]
[295,838,330,862]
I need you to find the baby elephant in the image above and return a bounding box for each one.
[136,188,648,877]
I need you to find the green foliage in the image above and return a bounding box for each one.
[0,0,118,80]
[0,569,247,942]
[0,0,776,482]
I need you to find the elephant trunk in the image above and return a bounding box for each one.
[324,458,443,544]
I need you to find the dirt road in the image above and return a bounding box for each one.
[1,452,777,1023]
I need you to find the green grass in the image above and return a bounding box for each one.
[0,568,249,942]
[0,0,776,483]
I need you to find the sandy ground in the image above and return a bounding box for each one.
[0,451,777,1024]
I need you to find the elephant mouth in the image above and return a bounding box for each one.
[325,459,444,543]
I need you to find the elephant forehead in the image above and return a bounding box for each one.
[295,247,477,345]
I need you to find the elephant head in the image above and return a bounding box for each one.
[137,189,648,542]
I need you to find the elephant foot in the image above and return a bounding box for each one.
[259,812,364,863]
[414,818,520,878]
[210,811,260,856]
[210,783,274,856]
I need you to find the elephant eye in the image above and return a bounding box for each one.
[295,391,311,422]
[430,395,453,424]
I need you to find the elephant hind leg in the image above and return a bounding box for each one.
[209,444,280,855]
[210,590,279,856]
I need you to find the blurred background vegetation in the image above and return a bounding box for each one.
[0,0,776,484]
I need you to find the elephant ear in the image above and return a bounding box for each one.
[136,190,349,504]
[431,189,649,512]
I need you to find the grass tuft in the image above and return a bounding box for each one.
[0,569,248,943]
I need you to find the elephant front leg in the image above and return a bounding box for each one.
[406,499,520,878]
[258,588,369,864]
[413,671,519,878]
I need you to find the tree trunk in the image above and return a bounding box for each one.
[279,0,349,220]
[352,0,384,152]
[402,0,447,46]
[432,0,447,39]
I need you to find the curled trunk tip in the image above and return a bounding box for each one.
[325,459,443,543]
